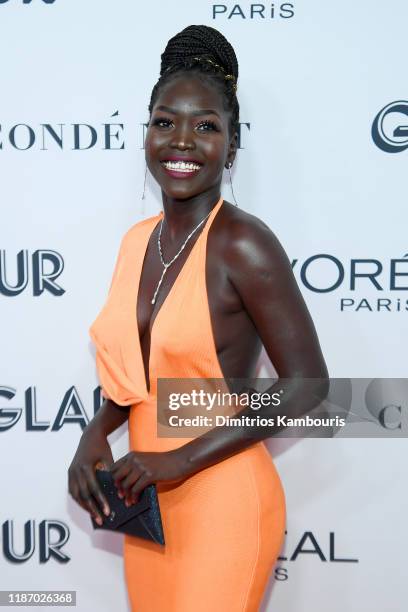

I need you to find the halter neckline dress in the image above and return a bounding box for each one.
[89,195,286,611]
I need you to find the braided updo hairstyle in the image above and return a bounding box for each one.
[148,25,239,139]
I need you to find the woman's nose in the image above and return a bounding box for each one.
[169,124,195,150]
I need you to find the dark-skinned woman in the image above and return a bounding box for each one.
[68,25,329,612]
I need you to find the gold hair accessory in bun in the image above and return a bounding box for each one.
[192,56,237,91]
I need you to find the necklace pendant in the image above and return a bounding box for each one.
[151,265,167,306]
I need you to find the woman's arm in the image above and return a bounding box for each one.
[170,215,329,474]
[85,398,131,437]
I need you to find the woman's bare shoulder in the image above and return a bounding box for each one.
[217,199,289,269]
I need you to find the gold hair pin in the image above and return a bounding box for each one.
[192,57,237,91]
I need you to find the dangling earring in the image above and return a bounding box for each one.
[141,161,148,215]
[227,161,238,207]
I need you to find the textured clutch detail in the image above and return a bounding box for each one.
[90,469,165,546]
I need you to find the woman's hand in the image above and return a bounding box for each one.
[68,426,114,525]
[110,450,187,505]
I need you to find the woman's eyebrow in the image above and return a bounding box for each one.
[155,105,221,118]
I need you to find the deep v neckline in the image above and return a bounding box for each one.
[133,196,224,395]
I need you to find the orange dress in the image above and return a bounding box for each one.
[89,196,286,611]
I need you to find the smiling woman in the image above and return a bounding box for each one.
[68,24,329,612]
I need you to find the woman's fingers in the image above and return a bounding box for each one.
[68,478,90,516]
[76,475,105,525]
[83,465,111,517]
[112,454,138,490]
[95,459,113,471]
[119,466,144,491]
[110,456,127,476]
[68,465,111,524]
[129,474,151,504]
[110,452,155,503]
[111,462,131,484]
[117,454,150,494]
[68,471,96,518]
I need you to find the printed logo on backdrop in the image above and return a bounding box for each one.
[2,520,70,564]
[274,529,358,581]
[372,100,408,153]
[212,2,295,19]
[0,386,102,432]
[291,253,408,313]
[0,112,124,151]
[0,250,64,296]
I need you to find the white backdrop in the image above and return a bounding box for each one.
[1,1,407,610]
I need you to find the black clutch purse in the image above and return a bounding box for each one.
[90,469,165,545]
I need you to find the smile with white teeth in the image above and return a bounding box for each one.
[161,160,202,172]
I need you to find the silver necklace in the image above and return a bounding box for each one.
[151,208,213,305]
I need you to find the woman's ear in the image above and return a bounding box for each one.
[226,131,238,168]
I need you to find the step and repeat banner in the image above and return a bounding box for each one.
[1,1,407,611]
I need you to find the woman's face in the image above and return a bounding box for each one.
[145,74,237,200]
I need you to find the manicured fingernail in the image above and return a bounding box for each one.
[104,507,110,516]
[96,516,103,525]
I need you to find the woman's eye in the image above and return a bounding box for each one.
[196,120,219,132]
[151,117,173,128]
[152,117,219,132]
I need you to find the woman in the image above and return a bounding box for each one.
[68,25,329,611]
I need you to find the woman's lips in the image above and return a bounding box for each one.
[160,161,202,180]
